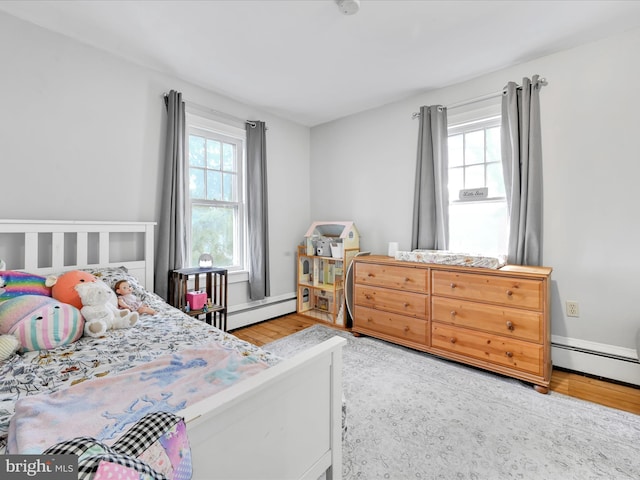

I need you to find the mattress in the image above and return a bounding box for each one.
[0,268,281,454]
[394,249,507,269]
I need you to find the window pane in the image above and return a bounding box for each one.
[448,167,464,200]
[186,114,247,270]
[189,167,205,199]
[191,205,236,267]
[206,140,221,170]
[223,143,236,171]
[207,170,222,201]
[448,201,508,256]
[448,134,463,167]
[447,117,505,256]
[487,162,505,197]
[189,136,205,167]
[486,126,500,163]
[465,164,485,189]
[465,130,484,165]
[223,172,236,202]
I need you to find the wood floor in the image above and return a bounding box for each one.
[232,314,640,416]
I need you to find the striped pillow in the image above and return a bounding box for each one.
[0,295,84,351]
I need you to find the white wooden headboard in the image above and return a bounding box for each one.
[0,220,156,289]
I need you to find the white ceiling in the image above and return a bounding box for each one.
[3,0,640,126]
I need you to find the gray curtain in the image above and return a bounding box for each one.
[411,105,449,251]
[155,90,187,299]
[501,75,544,266]
[246,121,270,300]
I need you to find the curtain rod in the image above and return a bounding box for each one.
[163,93,258,128]
[411,77,548,119]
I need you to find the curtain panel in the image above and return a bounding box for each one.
[246,121,270,300]
[411,105,449,251]
[155,90,187,299]
[501,75,544,266]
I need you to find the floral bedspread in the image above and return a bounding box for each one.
[8,340,269,454]
[0,284,281,454]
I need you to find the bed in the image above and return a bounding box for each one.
[0,219,346,480]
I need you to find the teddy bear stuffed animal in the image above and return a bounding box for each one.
[75,281,139,337]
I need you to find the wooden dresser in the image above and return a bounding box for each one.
[352,255,552,393]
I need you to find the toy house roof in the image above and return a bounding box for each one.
[304,221,359,239]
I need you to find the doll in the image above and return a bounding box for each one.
[114,280,156,315]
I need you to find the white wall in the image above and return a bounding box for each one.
[311,27,640,383]
[0,12,310,314]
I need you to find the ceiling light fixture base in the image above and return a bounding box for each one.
[336,0,360,16]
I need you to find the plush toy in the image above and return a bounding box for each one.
[0,334,20,362]
[0,270,52,303]
[0,295,84,351]
[75,281,139,338]
[114,279,156,315]
[46,270,98,310]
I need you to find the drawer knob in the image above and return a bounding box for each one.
[450,282,457,289]
[404,326,410,333]
[450,337,457,344]
[505,351,513,358]
[367,273,375,277]
[404,302,410,307]
[450,310,457,317]
[365,294,372,300]
[506,321,514,330]
[506,290,513,296]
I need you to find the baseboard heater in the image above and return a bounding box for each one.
[552,342,639,364]
[227,293,296,330]
[551,339,640,387]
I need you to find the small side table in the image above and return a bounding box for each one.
[169,267,228,331]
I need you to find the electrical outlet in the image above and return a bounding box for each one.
[566,301,579,317]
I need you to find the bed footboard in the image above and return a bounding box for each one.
[182,336,346,480]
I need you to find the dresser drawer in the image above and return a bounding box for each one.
[431,297,543,343]
[355,262,428,293]
[431,271,543,310]
[354,305,428,345]
[354,284,428,318]
[432,324,543,375]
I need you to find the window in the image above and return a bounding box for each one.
[447,115,508,256]
[186,113,246,270]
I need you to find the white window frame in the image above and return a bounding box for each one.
[446,103,508,256]
[185,112,248,272]
[448,115,503,203]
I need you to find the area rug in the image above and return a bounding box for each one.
[264,324,640,480]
